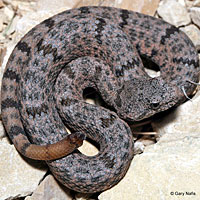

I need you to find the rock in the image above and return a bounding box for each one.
[78,140,99,156]
[190,7,200,28]
[25,175,72,200]
[7,0,37,16]
[0,138,47,200]
[0,41,16,96]
[4,15,21,36]
[119,0,160,15]
[85,98,96,105]
[137,135,156,146]
[193,0,200,6]
[152,90,200,138]
[132,140,145,154]
[0,45,6,68]
[185,0,200,7]
[77,0,159,15]
[0,17,3,32]
[36,0,78,14]
[180,24,200,50]
[78,0,159,15]
[143,68,160,78]
[3,6,15,22]
[157,0,191,26]
[99,130,200,200]
[74,0,116,8]
[178,0,186,7]
[0,120,6,139]
[0,0,4,8]
[0,7,10,26]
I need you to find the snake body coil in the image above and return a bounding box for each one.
[1,7,199,193]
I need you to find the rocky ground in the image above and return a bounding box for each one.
[0,0,200,199]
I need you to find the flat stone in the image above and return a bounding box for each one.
[4,15,20,36]
[0,120,6,139]
[132,140,145,154]
[0,8,9,26]
[0,41,16,94]
[78,139,99,157]
[80,0,159,15]
[0,45,6,67]
[180,24,200,50]
[99,130,200,200]
[0,17,3,32]
[118,0,160,15]
[0,0,4,8]
[36,0,78,14]
[25,175,72,200]
[3,6,15,22]
[157,0,191,26]
[0,138,47,200]
[74,0,116,8]
[193,0,200,6]
[178,0,186,7]
[185,0,200,7]
[137,135,156,146]
[50,0,160,16]
[190,7,200,28]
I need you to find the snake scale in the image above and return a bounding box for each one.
[1,6,199,193]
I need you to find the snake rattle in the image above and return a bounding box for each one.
[1,6,199,193]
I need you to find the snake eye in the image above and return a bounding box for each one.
[150,102,160,110]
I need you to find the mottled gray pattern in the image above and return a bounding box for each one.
[1,6,199,193]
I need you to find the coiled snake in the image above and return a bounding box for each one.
[1,6,199,193]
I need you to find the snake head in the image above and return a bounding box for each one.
[114,77,179,121]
